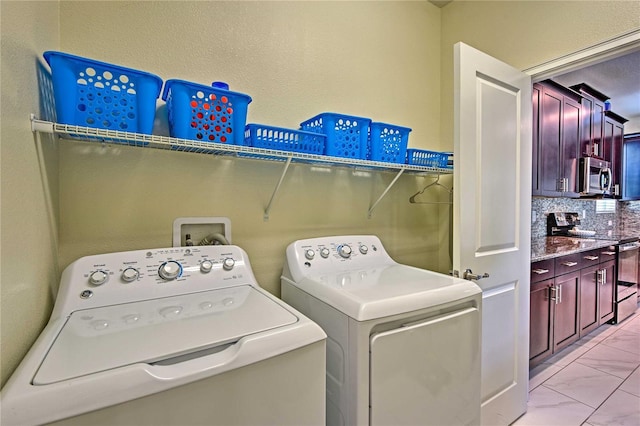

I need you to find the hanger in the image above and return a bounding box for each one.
[409,174,453,204]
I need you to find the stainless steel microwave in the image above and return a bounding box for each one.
[579,157,612,195]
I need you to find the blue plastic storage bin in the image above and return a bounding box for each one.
[300,113,371,159]
[162,79,252,145]
[245,124,326,155]
[43,51,163,134]
[406,149,451,168]
[369,122,411,163]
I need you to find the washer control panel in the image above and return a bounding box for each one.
[55,246,254,315]
[285,235,395,282]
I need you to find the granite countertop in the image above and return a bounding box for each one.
[531,236,618,262]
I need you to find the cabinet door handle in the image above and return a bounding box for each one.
[550,286,558,304]
[532,268,549,274]
[558,285,562,304]
[603,269,607,285]
[602,251,616,256]
[584,256,599,261]
[561,261,578,267]
[614,184,620,196]
[597,269,604,285]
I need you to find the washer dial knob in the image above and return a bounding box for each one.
[359,245,369,255]
[320,248,330,258]
[200,260,213,273]
[305,249,315,260]
[158,261,182,280]
[337,244,352,259]
[223,258,235,271]
[89,270,108,286]
[121,267,139,282]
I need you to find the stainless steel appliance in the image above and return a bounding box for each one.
[615,237,639,323]
[579,157,612,196]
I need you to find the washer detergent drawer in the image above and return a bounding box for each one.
[369,306,481,426]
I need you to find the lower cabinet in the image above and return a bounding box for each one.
[530,248,617,368]
[599,260,616,323]
[552,271,580,352]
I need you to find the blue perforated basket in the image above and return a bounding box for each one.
[406,149,451,168]
[245,124,326,154]
[300,113,371,159]
[43,51,163,134]
[369,122,411,163]
[162,80,252,145]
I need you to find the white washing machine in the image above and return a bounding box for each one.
[281,235,482,426]
[1,245,326,426]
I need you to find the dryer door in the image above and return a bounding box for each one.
[369,306,480,426]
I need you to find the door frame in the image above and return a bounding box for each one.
[524,29,640,81]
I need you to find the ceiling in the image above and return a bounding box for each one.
[551,50,640,134]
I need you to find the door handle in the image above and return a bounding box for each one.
[463,269,489,280]
[561,261,578,267]
[597,269,604,285]
[550,286,558,304]
[584,255,599,261]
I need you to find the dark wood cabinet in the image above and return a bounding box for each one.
[603,111,627,197]
[532,81,581,197]
[530,247,617,368]
[623,133,640,201]
[553,271,580,352]
[599,259,616,323]
[570,83,607,158]
[530,278,554,366]
[580,264,600,336]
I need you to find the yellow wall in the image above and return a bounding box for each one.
[2,0,639,390]
[56,0,448,296]
[0,1,60,386]
[439,0,640,151]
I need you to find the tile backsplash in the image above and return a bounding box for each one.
[531,198,640,239]
[619,201,640,235]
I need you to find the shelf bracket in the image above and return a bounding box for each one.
[264,156,293,221]
[30,114,54,134]
[367,168,405,218]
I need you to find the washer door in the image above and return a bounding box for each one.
[369,306,480,426]
[34,286,297,385]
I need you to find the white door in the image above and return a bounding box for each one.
[453,42,532,425]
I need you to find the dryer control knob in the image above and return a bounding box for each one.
[359,245,369,255]
[223,258,235,271]
[305,249,315,260]
[337,244,352,259]
[320,248,330,258]
[121,267,139,282]
[89,270,108,286]
[158,261,182,280]
[200,260,213,273]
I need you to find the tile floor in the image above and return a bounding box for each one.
[513,307,640,426]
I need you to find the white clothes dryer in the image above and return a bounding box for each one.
[281,235,482,426]
[1,245,326,426]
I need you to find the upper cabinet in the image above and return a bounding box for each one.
[532,80,582,198]
[532,80,628,199]
[570,83,607,158]
[603,111,628,197]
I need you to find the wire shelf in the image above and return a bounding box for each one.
[31,118,452,175]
